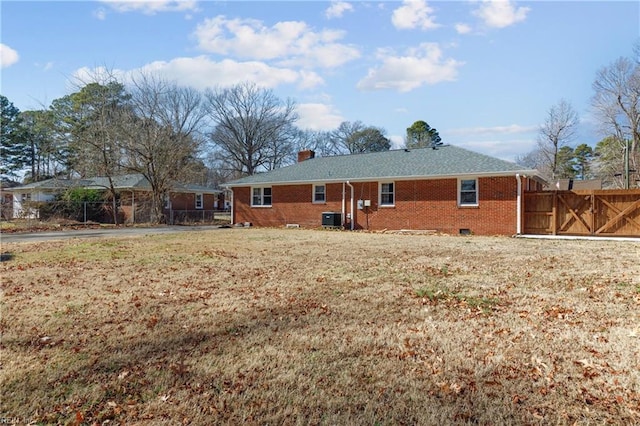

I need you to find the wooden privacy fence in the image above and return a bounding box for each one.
[524,190,640,237]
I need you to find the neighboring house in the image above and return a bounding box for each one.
[549,178,602,191]
[224,147,545,235]
[0,180,19,220]
[8,178,67,219]
[8,174,224,223]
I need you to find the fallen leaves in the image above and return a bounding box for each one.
[2,229,639,425]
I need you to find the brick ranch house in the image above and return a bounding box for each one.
[8,174,225,224]
[224,146,546,235]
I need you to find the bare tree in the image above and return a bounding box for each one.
[515,148,550,179]
[591,52,640,188]
[329,121,391,154]
[329,121,364,154]
[347,127,391,153]
[204,82,298,176]
[537,99,579,181]
[290,128,334,158]
[121,74,207,223]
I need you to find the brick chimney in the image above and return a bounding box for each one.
[297,149,315,162]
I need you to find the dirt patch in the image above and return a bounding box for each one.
[1,228,639,425]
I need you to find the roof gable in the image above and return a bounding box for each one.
[225,146,541,186]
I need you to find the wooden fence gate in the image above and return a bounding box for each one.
[524,190,640,237]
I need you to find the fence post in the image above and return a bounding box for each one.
[590,192,595,235]
[551,192,558,235]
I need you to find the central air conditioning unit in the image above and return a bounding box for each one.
[322,212,342,227]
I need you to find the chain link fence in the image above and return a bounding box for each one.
[2,200,231,230]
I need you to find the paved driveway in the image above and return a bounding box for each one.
[0,225,228,244]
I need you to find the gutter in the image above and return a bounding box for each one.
[223,170,544,188]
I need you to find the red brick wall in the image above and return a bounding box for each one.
[232,184,347,228]
[118,191,223,223]
[169,193,221,210]
[232,176,521,235]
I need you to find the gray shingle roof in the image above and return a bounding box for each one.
[9,174,221,194]
[225,145,541,187]
[8,179,77,191]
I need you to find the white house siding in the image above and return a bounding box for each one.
[12,191,56,218]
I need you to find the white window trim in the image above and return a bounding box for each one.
[251,186,272,207]
[195,193,203,209]
[458,178,479,207]
[312,183,326,204]
[379,181,395,207]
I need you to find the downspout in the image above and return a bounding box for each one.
[346,181,354,231]
[230,189,234,226]
[342,183,346,227]
[131,190,135,224]
[516,174,522,235]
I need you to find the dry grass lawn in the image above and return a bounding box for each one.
[1,228,639,425]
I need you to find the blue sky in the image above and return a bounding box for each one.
[1,1,638,161]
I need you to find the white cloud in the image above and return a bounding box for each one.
[391,0,440,30]
[99,0,198,15]
[193,16,360,69]
[356,43,462,92]
[93,7,107,20]
[72,57,324,92]
[0,43,19,68]
[389,134,405,149]
[297,71,325,90]
[447,124,537,136]
[455,138,536,161]
[325,1,354,19]
[70,66,129,89]
[473,0,530,29]
[455,23,472,35]
[296,103,344,130]
[443,124,538,160]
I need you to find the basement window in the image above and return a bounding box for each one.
[252,187,272,207]
[459,178,478,206]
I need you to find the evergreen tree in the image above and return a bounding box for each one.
[0,95,28,178]
[573,143,594,179]
[405,120,442,149]
[556,146,577,179]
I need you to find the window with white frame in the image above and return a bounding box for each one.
[380,182,395,206]
[195,193,203,209]
[459,178,478,206]
[21,193,31,202]
[252,187,272,206]
[313,184,326,203]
